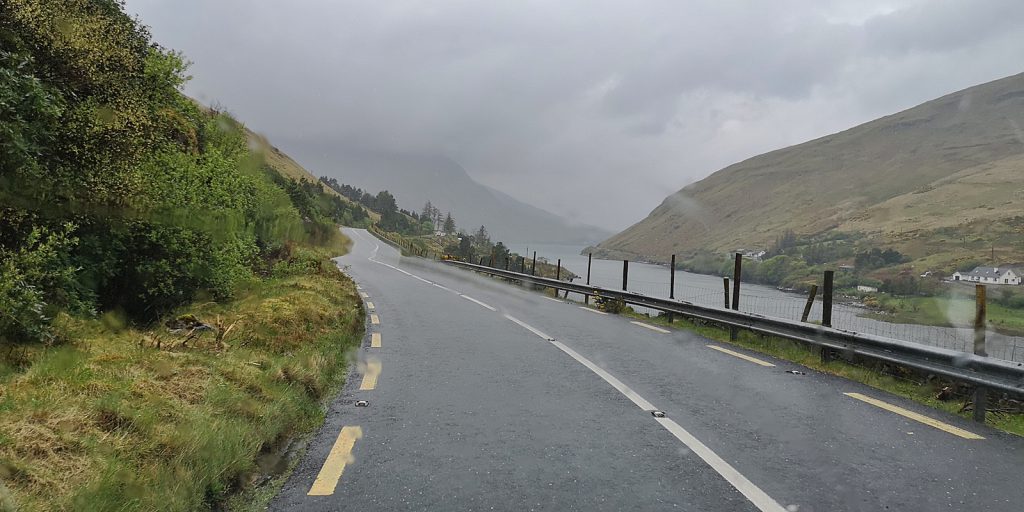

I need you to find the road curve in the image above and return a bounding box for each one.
[271,228,1024,512]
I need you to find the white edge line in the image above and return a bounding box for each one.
[544,296,564,303]
[655,417,787,512]
[548,340,657,411]
[503,314,554,341]
[460,294,497,311]
[547,338,786,512]
[432,283,458,293]
[631,321,671,334]
[579,306,608,315]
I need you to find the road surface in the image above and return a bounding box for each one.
[271,228,1024,511]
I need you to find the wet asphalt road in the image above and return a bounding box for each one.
[270,228,1024,512]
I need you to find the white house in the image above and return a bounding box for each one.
[952,267,1022,285]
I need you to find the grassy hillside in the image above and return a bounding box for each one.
[596,72,1024,273]
[0,1,367,510]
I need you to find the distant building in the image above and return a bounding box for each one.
[741,250,767,261]
[857,285,879,293]
[839,264,856,272]
[952,267,1022,285]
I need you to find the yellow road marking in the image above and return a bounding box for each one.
[359,359,381,390]
[359,292,369,299]
[370,314,380,325]
[366,301,375,310]
[707,345,776,367]
[630,321,671,334]
[844,393,984,440]
[370,332,381,348]
[307,426,363,495]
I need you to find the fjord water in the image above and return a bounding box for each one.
[514,243,1024,363]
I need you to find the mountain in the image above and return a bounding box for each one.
[319,149,610,244]
[595,72,1024,266]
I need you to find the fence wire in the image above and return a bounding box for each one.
[558,274,1024,364]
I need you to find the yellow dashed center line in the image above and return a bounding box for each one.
[707,344,776,367]
[370,332,381,348]
[366,301,375,310]
[307,426,363,496]
[844,392,984,440]
[359,359,381,390]
[370,314,380,325]
[630,321,671,334]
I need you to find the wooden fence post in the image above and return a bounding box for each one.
[801,285,818,322]
[974,284,988,423]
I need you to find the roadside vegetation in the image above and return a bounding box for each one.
[0,245,363,511]
[0,2,367,510]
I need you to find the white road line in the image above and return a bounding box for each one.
[707,345,775,367]
[460,294,497,311]
[546,338,786,512]
[432,283,459,293]
[655,417,787,512]
[631,321,671,334]
[544,296,564,303]
[548,340,657,411]
[412,275,433,284]
[503,314,555,341]
[579,306,608,315]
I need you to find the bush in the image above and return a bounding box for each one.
[0,223,83,343]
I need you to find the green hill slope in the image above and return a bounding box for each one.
[596,72,1024,270]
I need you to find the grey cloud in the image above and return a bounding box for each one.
[125,0,1024,231]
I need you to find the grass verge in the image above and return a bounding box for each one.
[864,293,1024,337]
[0,246,363,511]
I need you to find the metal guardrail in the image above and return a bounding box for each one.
[444,259,1024,397]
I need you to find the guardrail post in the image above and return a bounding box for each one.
[821,271,835,363]
[801,285,818,322]
[730,254,742,341]
[822,270,834,327]
[504,257,509,271]
[556,259,561,280]
[622,260,629,291]
[531,252,537,276]
[723,277,730,308]
[974,284,988,423]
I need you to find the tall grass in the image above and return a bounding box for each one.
[0,247,363,511]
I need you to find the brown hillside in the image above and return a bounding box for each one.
[596,72,1024,263]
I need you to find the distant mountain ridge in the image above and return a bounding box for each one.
[595,71,1024,266]
[319,149,610,244]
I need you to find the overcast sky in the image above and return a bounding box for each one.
[124,0,1024,231]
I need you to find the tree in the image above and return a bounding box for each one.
[443,212,456,234]
[375,190,398,215]
[421,201,436,223]
[474,225,490,246]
